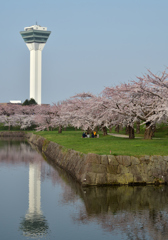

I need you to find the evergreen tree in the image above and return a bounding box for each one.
[22,98,37,106]
[22,99,29,106]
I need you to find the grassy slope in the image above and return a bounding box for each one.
[34,126,168,156]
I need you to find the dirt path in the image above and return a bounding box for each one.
[108,133,142,138]
[108,133,163,139]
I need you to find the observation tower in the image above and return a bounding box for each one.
[20,25,51,104]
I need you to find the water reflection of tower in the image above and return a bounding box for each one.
[20,161,48,238]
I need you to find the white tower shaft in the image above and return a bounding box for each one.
[26,43,45,105]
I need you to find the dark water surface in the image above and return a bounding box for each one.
[0,140,168,240]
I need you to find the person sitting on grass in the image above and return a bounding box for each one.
[82,132,87,138]
[93,131,97,138]
[91,132,95,138]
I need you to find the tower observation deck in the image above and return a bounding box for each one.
[20,25,51,104]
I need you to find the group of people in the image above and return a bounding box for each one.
[82,131,99,138]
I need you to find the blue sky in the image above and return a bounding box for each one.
[1,0,168,104]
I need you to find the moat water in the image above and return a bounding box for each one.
[0,139,168,240]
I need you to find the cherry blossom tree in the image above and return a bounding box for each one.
[60,93,109,134]
[102,68,168,139]
[34,105,54,131]
[133,69,168,138]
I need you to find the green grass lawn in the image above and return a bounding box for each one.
[34,128,168,156]
[1,123,168,156]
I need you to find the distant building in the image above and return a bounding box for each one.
[9,100,22,104]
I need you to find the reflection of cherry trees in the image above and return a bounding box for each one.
[45,163,168,240]
[0,142,37,165]
[40,157,168,240]
[42,163,168,239]
[70,186,168,240]
[0,140,63,186]
[73,208,168,239]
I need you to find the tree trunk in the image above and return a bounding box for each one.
[144,122,155,140]
[115,125,119,133]
[64,127,66,131]
[119,125,123,131]
[58,125,62,133]
[87,127,92,134]
[8,125,10,131]
[109,127,112,133]
[128,126,135,139]
[102,127,107,136]
[152,124,156,137]
[136,121,140,134]
[125,126,129,135]
[94,126,98,133]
